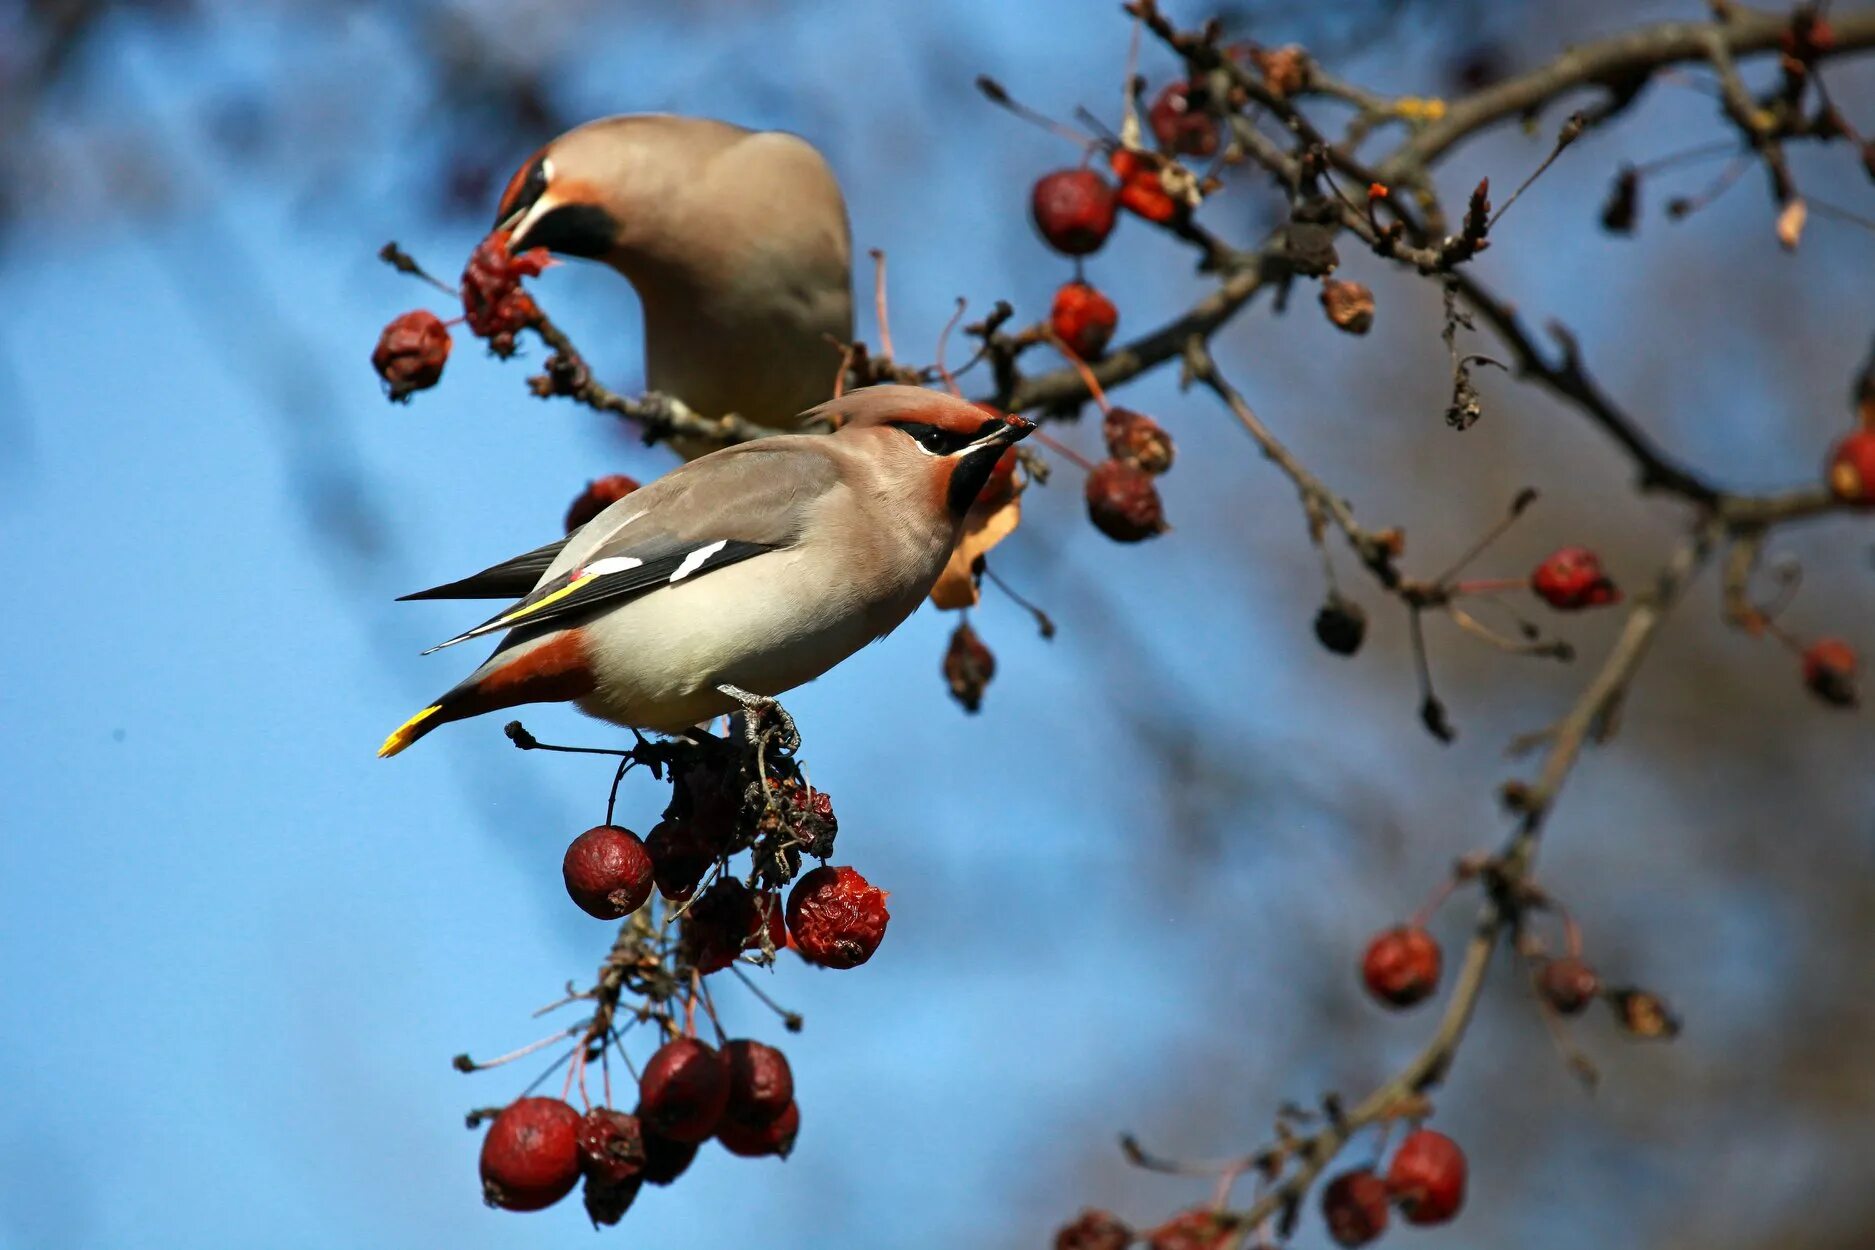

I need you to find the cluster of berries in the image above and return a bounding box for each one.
[477,1034,801,1224]
[370,231,552,400]
[471,726,888,1226]
[1049,1124,1465,1250]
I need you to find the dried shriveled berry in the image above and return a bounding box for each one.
[563,825,655,920]
[1149,81,1219,157]
[639,1129,700,1186]
[1319,279,1375,334]
[1032,169,1120,256]
[581,1173,640,1227]
[723,1039,795,1126]
[680,878,785,973]
[1802,638,1859,707]
[461,230,550,354]
[1537,956,1601,1015]
[1321,1168,1390,1247]
[1051,281,1119,361]
[1610,987,1681,1039]
[1244,43,1309,98]
[944,620,996,713]
[787,864,890,969]
[1145,1207,1235,1250]
[1055,1208,1133,1250]
[1314,596,1368,656]
[1104,408,1174,474]
[1362,925,1441,1008]
[1531,547,1621,610]
[576,1108,646,1188]
[1601,166,1640,234]
[638,1037,731,1143]
[480,1097,583,1212]
[565,474,639,532]
[646,816,720,901]
[1110,148,1182,224]
[1085,458,1168,542]
[371,309,452,401]
[1827,429,1875,507]
[1386,1129,1467,1225]
[716,1099,800,1158]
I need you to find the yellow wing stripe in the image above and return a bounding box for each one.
[490,575,589,628]
[378,704,442,759]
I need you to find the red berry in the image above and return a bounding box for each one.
[1531,546,1621,610]
[1054,1209,1133,1250]
[1051,281,1119,361]
[1362,925,1441,1008]
[716,1098,800,1158]
[1149,80,1219,157]
[1827,429,1875,507]
[786,865,891,969]
[1321,1169,1390,1247]
[1801,638,1859,708]
[1103,407,1174,475]
[680,878,786,973]
[638,1037,731,1143]
[723,1039,795,1126]
[646,816,719,901]
[639,1128,700,1186]
[576,1107,646,1188]
[1110,148,1182,224]
[1031,169,1119,256]
[563,825,655,920]
[1085,458,1169,542]
[565,474,640,532]
[371,309,452,401]
[1537,956,1601,1015]
[1145,1207,1236,1250]
[1386,1129,1467,1225]
[479,1097,583,1212]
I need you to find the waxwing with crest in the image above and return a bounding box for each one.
[380,387,1034,756]
[493,114,853,447]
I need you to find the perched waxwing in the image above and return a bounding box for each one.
[493,114,853,446]
[380,387,1034,756]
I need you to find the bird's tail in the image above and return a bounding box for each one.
[377,630,596,758]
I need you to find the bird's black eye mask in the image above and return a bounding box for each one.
[495,155,618,258]
[896,419,1002,457]
[518,202,618,258]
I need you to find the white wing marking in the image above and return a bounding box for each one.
[669,539,729,583]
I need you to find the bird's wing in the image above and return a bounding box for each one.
[396,537,571,601]
[418,439,840,654]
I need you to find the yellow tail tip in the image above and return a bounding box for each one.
[378,705,442,758]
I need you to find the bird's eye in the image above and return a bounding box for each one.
[897,422,958,454]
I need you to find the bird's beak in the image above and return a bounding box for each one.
[502,192,560,252]
[975,413,1035,450]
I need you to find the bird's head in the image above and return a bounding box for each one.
[823,386,1035,516]
[491,134,622,262]
[494,115,780,271]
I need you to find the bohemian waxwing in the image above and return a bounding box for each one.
[379,387,1034,757]
[493,114,852,446]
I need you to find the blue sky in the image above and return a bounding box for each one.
[2,3,1872,1248]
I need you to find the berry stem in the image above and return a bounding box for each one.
[454,1025,581,1073]
[870,248,895,363]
